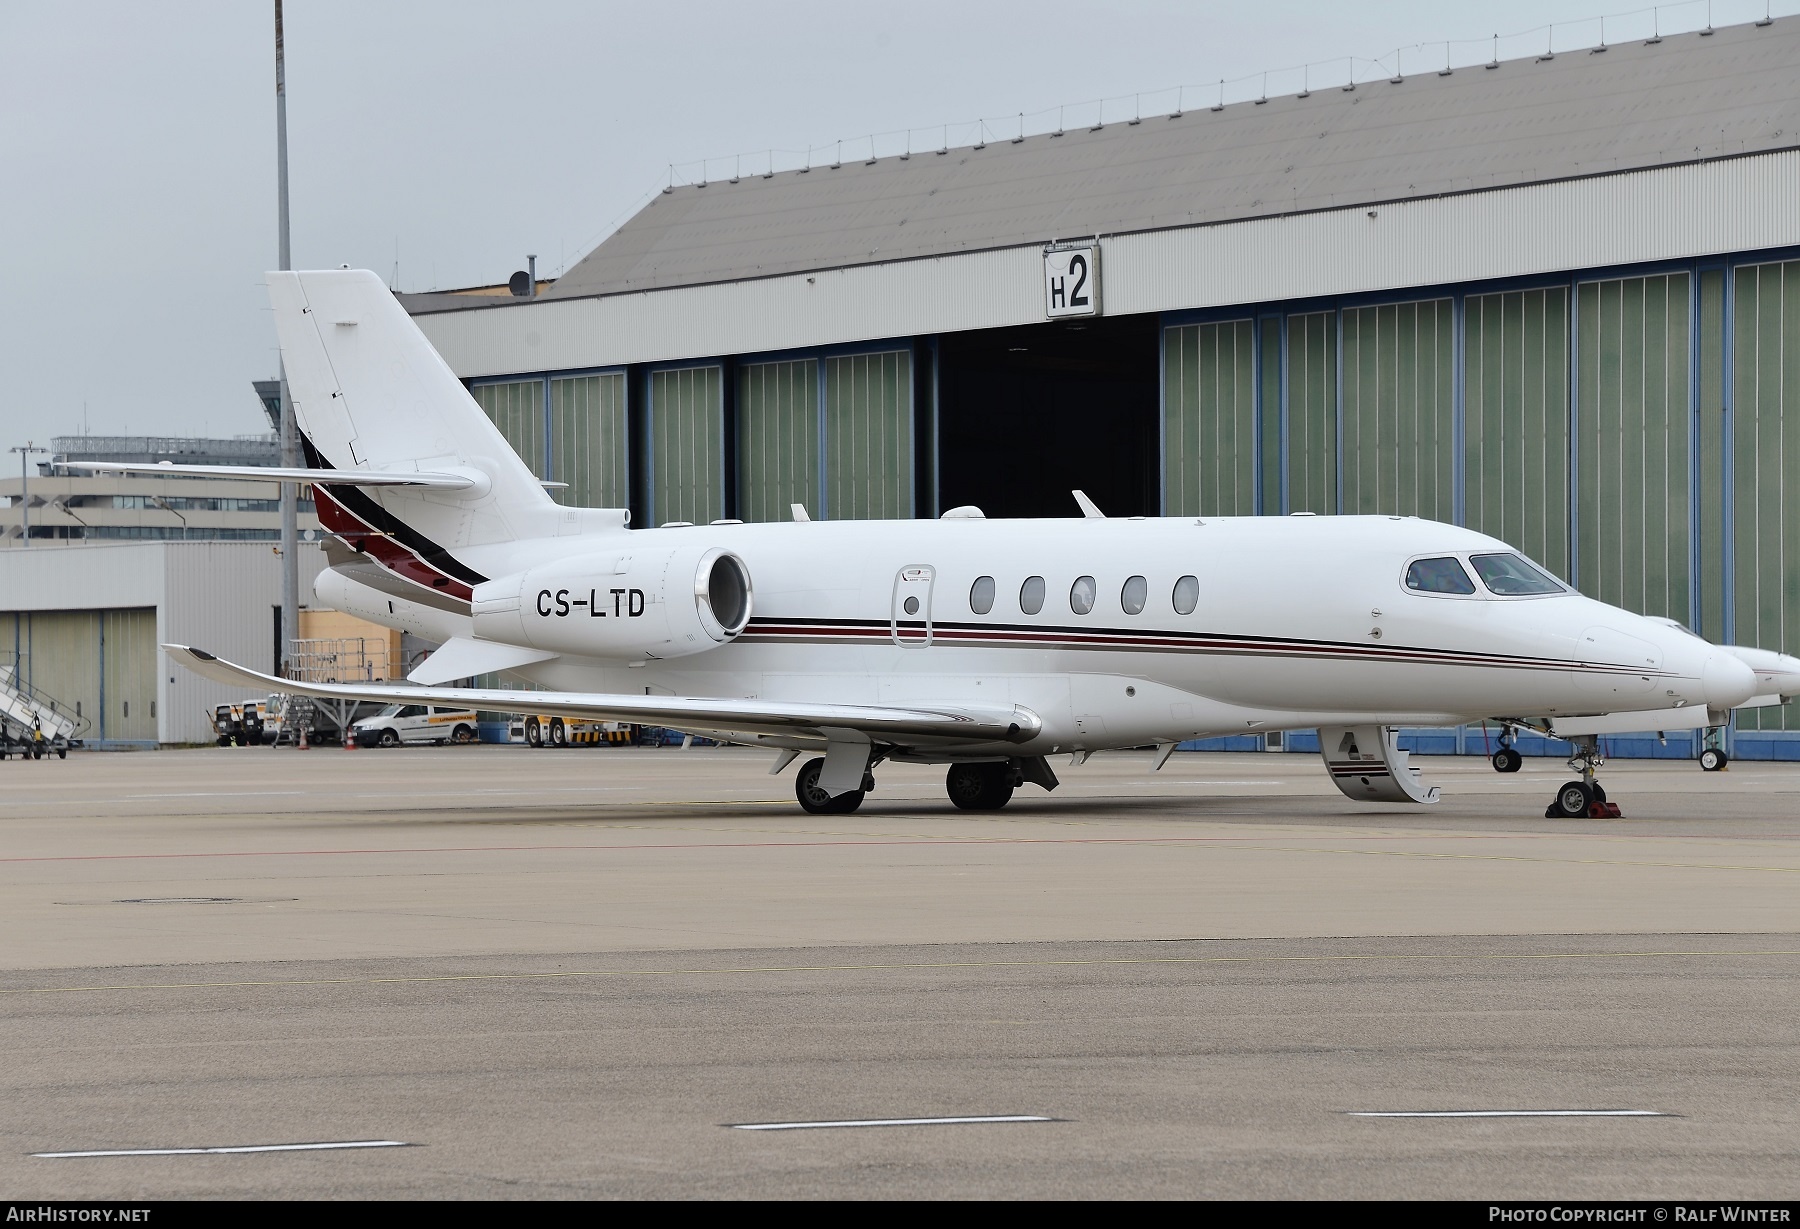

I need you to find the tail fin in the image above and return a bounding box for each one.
[268,269,562,552]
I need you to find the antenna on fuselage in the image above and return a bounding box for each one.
[1072,490,1105,519]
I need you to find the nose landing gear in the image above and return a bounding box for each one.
[1490,725,1523,774]
[1546,736,1622,818]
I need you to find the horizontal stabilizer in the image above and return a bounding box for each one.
[164,645,1040,746]
[63,461,477,489]
[407,637,559,686]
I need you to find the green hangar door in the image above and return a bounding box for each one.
[0,608,158,743]
[937,316,1161,518]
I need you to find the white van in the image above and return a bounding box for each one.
[351,704,479,748]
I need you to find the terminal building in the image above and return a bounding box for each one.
[401,18,1800,756]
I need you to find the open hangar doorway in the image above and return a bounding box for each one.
[933,314,1161,519]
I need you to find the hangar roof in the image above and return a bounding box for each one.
[419,18,1800,311]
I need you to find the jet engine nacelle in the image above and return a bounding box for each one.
[471,544,752,661]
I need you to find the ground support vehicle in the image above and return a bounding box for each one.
[351,704,480,748]
[1,661,83,760]
[509,715,640,747]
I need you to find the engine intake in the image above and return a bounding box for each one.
[472,544,753,660]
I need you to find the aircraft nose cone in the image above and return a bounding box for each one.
[1702,651,1757,710]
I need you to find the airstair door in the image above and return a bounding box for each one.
[891,565,935,647]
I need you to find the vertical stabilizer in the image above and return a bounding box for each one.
[267,269,560,554]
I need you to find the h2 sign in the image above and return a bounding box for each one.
[1044,245,1099,319]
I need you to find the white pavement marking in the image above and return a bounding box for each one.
[729,1115,1053,1131]
[34,1140,412,1158]
[1346,1110,1667,1118]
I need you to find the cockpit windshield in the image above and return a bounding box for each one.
[1469,553,1567,596]
[1405,557,1477,595]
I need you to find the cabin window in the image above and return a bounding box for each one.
[1470,553,1566,596]
[969,576,995,615]
[1405,557,1476,595]
[1172,575,1199,615]
[1020,576,1046,615]
[1121,575,1147,615]
[1069,575,1097,615]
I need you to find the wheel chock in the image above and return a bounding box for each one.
[1587,801,1623,818]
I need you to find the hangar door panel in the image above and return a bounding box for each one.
[650,365,724,526]
[1164,321,1257,517]
[1340,300,1453,521]
[1576,274,1689,620]
[1731,260,1800,732]
[102,608,158,742]
[473,379,548,480]
[549,373,628,508]
[825,352,911,519]
[1465,288,1570,581]
[738,359,819,523]
[1286,312,1337,515]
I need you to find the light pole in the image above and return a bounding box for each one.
[9,443,49,547]
[274,0,299,678]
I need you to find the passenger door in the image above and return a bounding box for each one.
[891,565,935,647]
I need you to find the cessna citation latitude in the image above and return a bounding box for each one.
[96,271,1800,820]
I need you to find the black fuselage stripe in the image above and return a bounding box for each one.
[300,432,488,587]
[740,618,1665,675]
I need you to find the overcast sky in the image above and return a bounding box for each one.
[1,0,1785,460]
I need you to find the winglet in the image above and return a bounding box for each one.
[1072,490,1105,518]
[790,503,811,522]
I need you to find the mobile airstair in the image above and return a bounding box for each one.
[0,656,86,760]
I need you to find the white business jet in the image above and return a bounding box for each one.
[87,272,1799,819]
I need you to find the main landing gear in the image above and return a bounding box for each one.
[790,755,1057,815]
[794,757,872,814]
[945,762,1015,811]
[1545,735,1622,819]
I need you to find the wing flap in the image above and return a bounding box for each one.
[164,645,1038,745]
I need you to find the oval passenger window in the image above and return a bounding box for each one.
[969,575,995,615]
[1121,575,1147,615]
[1020,576,1046,615]
[1172,575,1199,615]
[1070,575,1097,615]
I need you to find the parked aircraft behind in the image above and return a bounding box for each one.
[90,271,1794,819]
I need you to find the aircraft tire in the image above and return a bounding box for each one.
[945,762,1014,811]
[378,728,401,748]
[794,757,864,814]
[1491,748,1523,773]
[1548,779,1592,819]
[1699,748,1728,772]
[525,718,542,747]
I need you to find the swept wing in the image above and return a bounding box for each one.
[163,645,1039,745]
